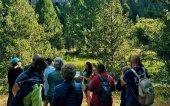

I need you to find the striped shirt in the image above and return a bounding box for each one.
[52,81,83,106]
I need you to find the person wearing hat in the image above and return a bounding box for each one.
[12,58,47,106]
[47,57,64,105]
[7,57,23,106]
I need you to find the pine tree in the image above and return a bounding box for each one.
[35,0,63,50]
[0,0,52,63]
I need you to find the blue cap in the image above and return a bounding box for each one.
[11,57,21,64]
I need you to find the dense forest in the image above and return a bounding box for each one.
[0,0,170,82]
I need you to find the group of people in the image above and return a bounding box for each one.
[7,54,150,106]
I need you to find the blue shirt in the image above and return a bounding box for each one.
[43,66,55,96]
[123,67,148,103]
[52,81,83,106]
[47,69,63,97]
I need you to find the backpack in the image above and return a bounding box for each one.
[131,67,154,105]
[98,74,112,102]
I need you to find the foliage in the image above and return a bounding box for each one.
[121,0,164,21]
[35,0,63,50]
[0,0,58,77]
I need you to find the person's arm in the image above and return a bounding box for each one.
[12,83,21,96]
[80,76,92,81]
[121,79,127,86]
[88,77,96,92]
[110,76,115,91]
[44,70,49,96]
[30,84,42,106]
[121,71,129,86]
[8,69,12,88]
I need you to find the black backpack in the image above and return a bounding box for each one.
[98,74,112,102]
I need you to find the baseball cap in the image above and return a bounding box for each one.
[11,57,21,64]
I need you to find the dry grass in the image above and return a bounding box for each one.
[0,95,7,106]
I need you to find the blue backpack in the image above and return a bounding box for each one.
[98,74,112,102]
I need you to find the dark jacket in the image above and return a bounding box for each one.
[11,67,43,106]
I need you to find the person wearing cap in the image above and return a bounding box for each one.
[24,54,42,71]
[12,58,47,106]
[47,57,64,105]
[43,58,55,106]
[7,57,23,106]
[52,64,83,106]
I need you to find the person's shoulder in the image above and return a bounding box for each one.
[16,67,23,72]
[91,75,100,82]
[15,71,25,82]
[49,66,55,70]
[8,67,13,73]
[108,74,114,80]
[48,70,56,76]
[93,75,99,79]
[24,64,31,70]
[44,66,55,74]
[125,69,132,75]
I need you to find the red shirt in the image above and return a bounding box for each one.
[89,72,115,106]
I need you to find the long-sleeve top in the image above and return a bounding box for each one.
[47,69,63,97]
[8,67,23,91]
[13,67,43,106]
[43,65,55,96]
[52,81,83,106]
[89,72,115,106]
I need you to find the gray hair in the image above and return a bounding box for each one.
[61,64,76,81]
[54,57,64,70]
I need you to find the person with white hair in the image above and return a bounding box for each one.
[47,57,64,105]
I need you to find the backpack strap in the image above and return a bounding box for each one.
[132,67,147,79]
[98,74,110,81]
[131,69,140,79]
[141,67,146,77]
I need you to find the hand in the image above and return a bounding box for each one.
[12,83,21,96]
[79,76,84,79]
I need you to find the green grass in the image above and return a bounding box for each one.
[65,57,98,71]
